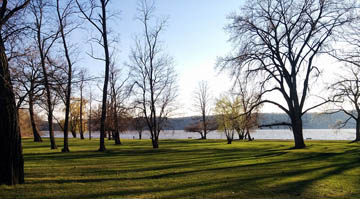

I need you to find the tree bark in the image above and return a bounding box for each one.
[227,139,232,144]
[37,27,57,150]
[202,112,207,140]
[0,38,24,185]
[291,115,306,149]
[152,136,159,149]
[79,87,84,140]
[355,118,360,142]
[28,92,42,142]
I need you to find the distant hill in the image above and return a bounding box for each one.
[166,112,356,130]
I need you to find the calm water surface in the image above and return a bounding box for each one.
[44,129,356,140]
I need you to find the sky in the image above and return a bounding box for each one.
[72,0,343,118]
[76,0,242,117]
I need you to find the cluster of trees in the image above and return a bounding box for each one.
[0,0,176,185]
[185,79,260,143]
[2,0,360,186]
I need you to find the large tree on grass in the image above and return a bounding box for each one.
[219,0,355,149]
[0,0,30,185]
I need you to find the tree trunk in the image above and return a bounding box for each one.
[291,115,306,149]
[354,118,360,142]
[79,88,84,140]
[71,123,76,138]
[0,40,24,185]
[227,138,232,144]
[28,92,42,142]
[98,0,110,152]
[246,129,252,141]
[38,38,56,149]
[152,138,159,148]
[200,132,205,139]
[202,113,207,140]
[151,131,159,149]
[114,130,121,145]
[138,131,142,140]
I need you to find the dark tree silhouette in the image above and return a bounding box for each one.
[219,0,355,148]
[30,0,61,149]
[329,67,360,142]
[0,0,30,186]
[56,0,80,152]
[76,0,115,152]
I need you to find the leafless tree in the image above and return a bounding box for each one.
[10,47,44,142]
[232,77,261,141]
[29,0,61,149]
[192,81,213,139]
[56,0,81,152]
[184,117,218,138]
[108,62,131,145]
[0,0,30,186]
[129,0,177,148]
[78,68,87,140]
[218,0,355,149]
[328,66,360,142]
[132,115,147,140]
[76,0,116,151]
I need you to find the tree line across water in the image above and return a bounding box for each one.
[1,0,360,186]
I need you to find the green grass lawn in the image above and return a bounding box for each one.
[1,138,359,199]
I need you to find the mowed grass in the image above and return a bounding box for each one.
[1,138,360,199]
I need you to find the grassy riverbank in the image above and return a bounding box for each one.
[1,138,359,199]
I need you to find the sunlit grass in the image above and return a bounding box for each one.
[0,138,359,199]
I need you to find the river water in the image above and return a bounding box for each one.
[44,129,356,140]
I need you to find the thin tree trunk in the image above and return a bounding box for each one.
[246,129,252,141]
[202,113,207,140]
[28,92,42,142]
[37,30,57,150]
[138,131,142,140]
[0,39,24,185]
[113,100,121,145]
[89,93,92,140]
[98,0,110,152]
[79,87,84,140]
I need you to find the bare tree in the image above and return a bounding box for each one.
[129,0,177,149]
[218,0,355,149]
[78,68,87,140]
[232,78,261,141]
[108,63,131,145]
[329,66,360,142]
[76,0,115,151]
[0,0,30,186]
[192,81,212,139]
[10,47,44,142]
[30,0,61,149]
[132,115,147,140]
[56,0,80,152]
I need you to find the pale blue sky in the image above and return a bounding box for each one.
[77,0,243,116]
